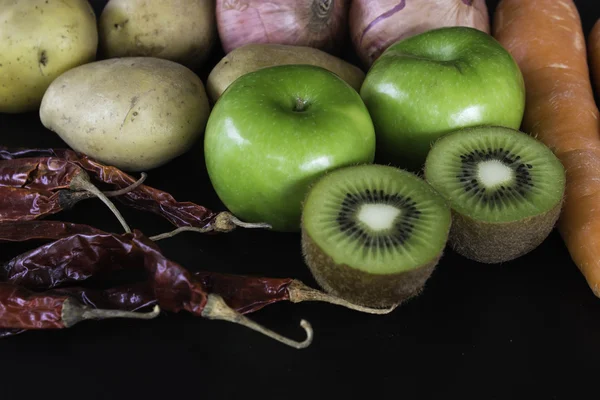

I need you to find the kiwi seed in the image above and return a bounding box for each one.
[300,164,452,308]
[424,126,566,264]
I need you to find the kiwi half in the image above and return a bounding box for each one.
[424,126,566,264]
[300,164,452,308]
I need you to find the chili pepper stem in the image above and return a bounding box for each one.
[149,225,212,240]
[69,171,132,233]
[201,294,313,349]
[149,212,272,241]
[287,280,398,315]
[61,299,161,328]
[59,172,149,205]
[219,212,272,231]
[103,172,148,197]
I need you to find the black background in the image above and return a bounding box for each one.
[1,1,600,399]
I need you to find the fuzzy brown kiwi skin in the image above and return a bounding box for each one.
[300,229,443,309]
[448,199,564,264]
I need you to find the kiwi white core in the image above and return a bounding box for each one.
[477,160,514,188]
[357,204,401,231]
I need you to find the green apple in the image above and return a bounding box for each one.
[360,26,525,171]
[204,64,376,232]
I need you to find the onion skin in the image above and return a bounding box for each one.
[350,0,490,68]
[216,0,350,54]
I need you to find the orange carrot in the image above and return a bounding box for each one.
[493,0,600,297]
[589,19,600,96]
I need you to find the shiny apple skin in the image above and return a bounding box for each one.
[204,65,376,232]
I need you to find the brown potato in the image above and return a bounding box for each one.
[206,43,366,103]
[99,0,216,70]
[0,0,98,113]
[40,57,210,172]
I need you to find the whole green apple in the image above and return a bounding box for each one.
[360,26,525,171]
[204,65,376,232]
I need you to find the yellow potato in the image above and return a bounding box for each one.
[0,0,98,113]
[99,0,216,70]
[40,57,210,172]
[206,43,366,103]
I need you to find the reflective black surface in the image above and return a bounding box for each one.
[1,1,600,399]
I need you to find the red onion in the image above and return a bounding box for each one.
[350,0,490,68]
[216,0,350,54]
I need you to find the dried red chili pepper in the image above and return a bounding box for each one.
[61,150,271,233]
[0,220,105,243]
[0,221,314,346]
[0,157,79,190]
[191,271,397,315]
[0,282,160,330]
[1,243,313,348]
[129,232,316,348]
[0,282,156,339]
[0,186,63,222]
[1,230,146,289]
[0,156,147,196]
[0,146,268,233]
[0,157,138,232]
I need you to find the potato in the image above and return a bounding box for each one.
[99,0,217,70]
[206,43,366,103]
[0,0,98,113]
[40,57,210,172]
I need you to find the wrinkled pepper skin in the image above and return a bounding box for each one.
[1,232,146,290]
[0,147,299,333]
[194,272,292,314]
[0,221,105,243]
[0,283,72,329]
[0,146,218,228]
[0,224,294,323]
[0,157,79,190]
[0,157,93,222]
[0,187,64,222]
[0,281,160,330]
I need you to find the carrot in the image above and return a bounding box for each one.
[589,19,600,96]
[493,0,600,297]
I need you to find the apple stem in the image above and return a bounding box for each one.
[149,212,271,241]
[293,97,309,112]
[201,294,313,349]
[287,280,399,314]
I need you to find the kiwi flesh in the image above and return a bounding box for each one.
[424,126,566,264]
[301,164,452,308]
